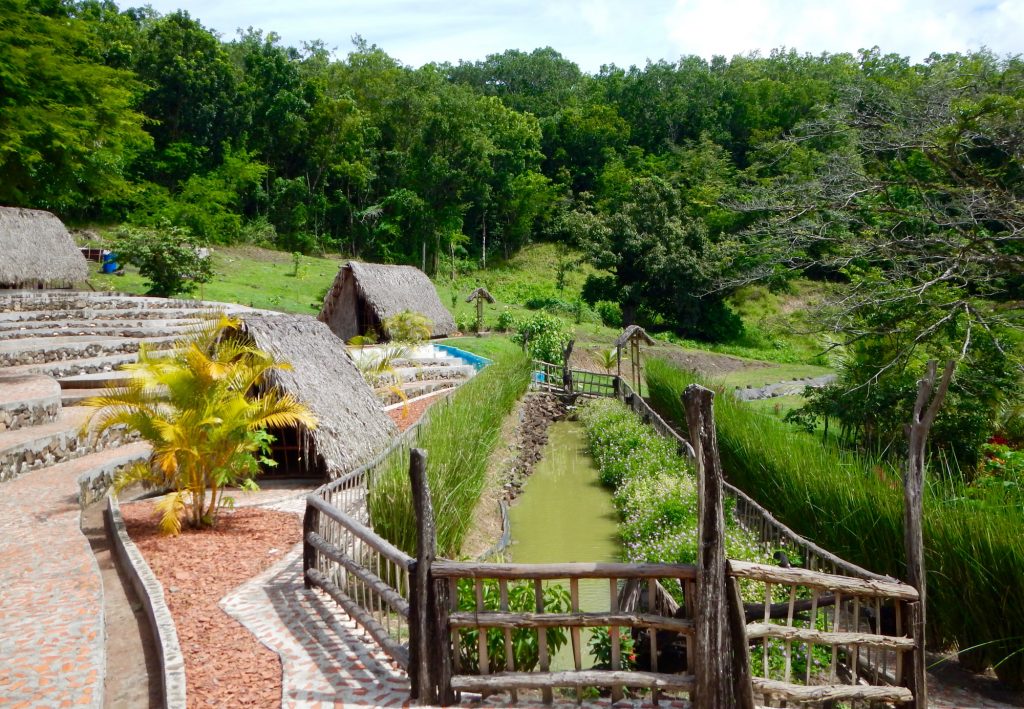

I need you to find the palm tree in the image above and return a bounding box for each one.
[596,348,618,374]
[83,315,317,535]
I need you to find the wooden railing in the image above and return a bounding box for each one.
[303,365,925,707]
[730,560,920,707]
[432,561,698,704]
[303,390,456,671]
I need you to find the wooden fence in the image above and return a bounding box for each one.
[304,365,924,706]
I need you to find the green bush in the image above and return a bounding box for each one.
[112,224,213,297]
[578,398,767,567]
[456,579,570,672]
[367,352,531,557]
[594,300,623,328]
[511,312,572,365]
[645,358,1024,687]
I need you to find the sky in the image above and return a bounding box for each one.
[129,0,1024,71]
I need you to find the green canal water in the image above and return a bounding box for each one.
[508,420,621,669]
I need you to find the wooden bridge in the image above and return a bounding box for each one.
[302,366,926,707]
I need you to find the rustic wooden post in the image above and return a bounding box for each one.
[562,338,575,397]
[683,384,736,709]
[616,343,622,380]
[465,287,494,336]
[409,448,449,705]
[726,570,755,709]
[903,359,953,709]
[302,501,319,589]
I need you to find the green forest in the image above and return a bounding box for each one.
[4,0,1024,469]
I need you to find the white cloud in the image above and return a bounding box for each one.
[125,0,1022,71]
[664,0,1023,61]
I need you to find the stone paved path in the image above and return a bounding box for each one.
[0,454,106,708]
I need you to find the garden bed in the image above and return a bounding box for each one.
[120,501,301,707]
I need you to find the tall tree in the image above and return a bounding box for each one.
[0,0,150,213]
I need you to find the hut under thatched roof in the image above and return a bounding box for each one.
[319,261,456,342]
[239,312,397,480]
[0,207,88,288]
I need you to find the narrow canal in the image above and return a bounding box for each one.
[508,419,621,669]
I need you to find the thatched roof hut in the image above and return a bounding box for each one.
[0,207,88,288]
[319,261,456,342]
[239,312,397,480]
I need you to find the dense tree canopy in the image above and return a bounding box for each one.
[2,1,1022,358]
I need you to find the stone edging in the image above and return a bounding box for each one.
[106,495,187,709]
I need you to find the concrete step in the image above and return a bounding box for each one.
[0,373,62,431]
[0,334,178,367]
[0,291,211,312]
[58,370,135,390]
[0,407,136,484]
[377,379,461,406]
[390,363,475,384]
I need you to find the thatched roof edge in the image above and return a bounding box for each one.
[614,325,656,348]
[239,312,397,478]
[465,287,495,304]
[0,207,89,287]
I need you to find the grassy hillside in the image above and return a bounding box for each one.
[85,240,832,390]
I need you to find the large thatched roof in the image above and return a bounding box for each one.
[0,207,88,288]
[319,261,456,340]
[239,312,397,479]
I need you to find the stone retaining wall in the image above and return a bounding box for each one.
[0,340,152,368]
[0,398,60,432]
[0,425,139,484]
[106,496,187,709]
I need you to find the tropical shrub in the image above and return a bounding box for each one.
[594,300,623,328]
[578,398,767,567]
[113,223,214,297]
[367,351,532,556]
[382,310,432,343]
[511,312,572,365]
[645,358,1024,686]
[456,579,570,672]
[84,316,316,534]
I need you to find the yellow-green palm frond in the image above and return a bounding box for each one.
[247,392,318,430]
[155,491,186,536]
[113,460,159,495]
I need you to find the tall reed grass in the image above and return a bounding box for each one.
[646,358,1024,687]
[367,351,532,558]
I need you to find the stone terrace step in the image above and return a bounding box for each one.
[391,363,475,384]
[378,379,459,406]
[0,334,178,367]
[0,319,198,340]
[391,356,464,368]
[3,352,137,379]
[58,370,134,390]
[0,307,213,323]
[0,373,62,432]
[0,291,212,312]
[76,441,152,507]
[2,348,172,379]
[0,406,139,484]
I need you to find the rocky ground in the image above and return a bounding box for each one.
[500,393,568,503]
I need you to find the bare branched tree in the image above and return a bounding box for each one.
[720,54,1024,377]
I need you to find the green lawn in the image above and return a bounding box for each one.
[84,240,833,390]
[88,245,342,314]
